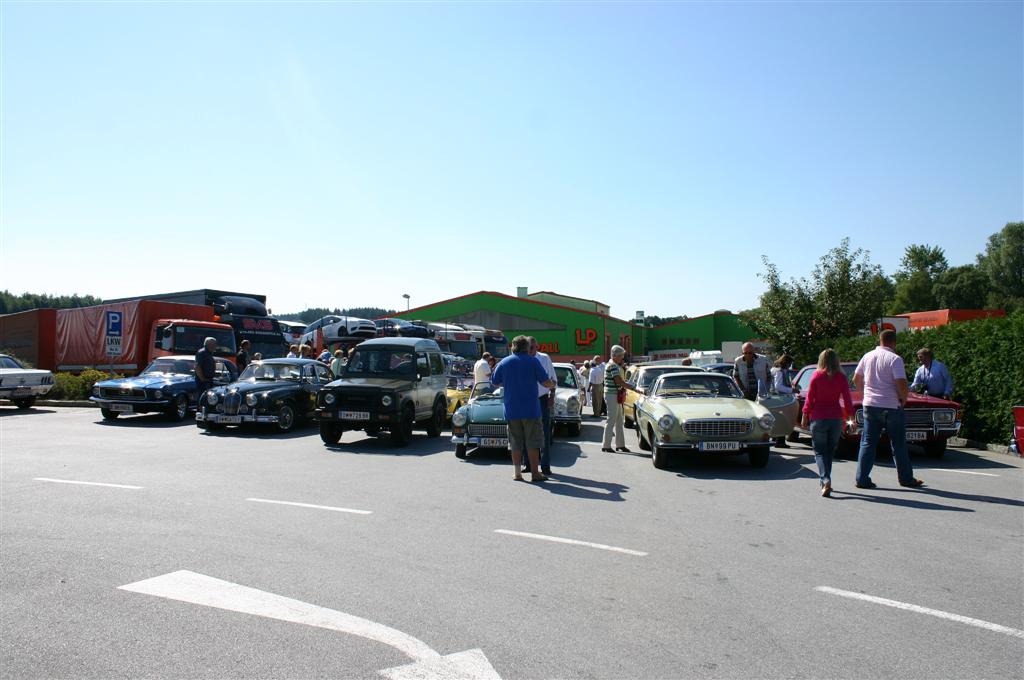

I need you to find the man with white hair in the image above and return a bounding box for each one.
[601,345,638,452]
[195,337,218,395]
[733,342,771,401]
[528,337,557,475]
[589,354,606,418]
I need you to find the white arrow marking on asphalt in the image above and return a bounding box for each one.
[815,586,1024,639]
[118,570,501,679]
[34,477,143,489]
[918,468,1000,477]
[245,497,373,514]
[494,529,648,556]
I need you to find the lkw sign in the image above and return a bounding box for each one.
[104,310,123,357]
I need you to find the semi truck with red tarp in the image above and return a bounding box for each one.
[0,301,236,374]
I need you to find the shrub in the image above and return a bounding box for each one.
[48,369,122,401]
[819,312,1023,444]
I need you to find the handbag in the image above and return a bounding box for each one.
[617,387,627,405]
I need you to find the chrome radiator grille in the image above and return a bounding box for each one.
[684,419,752,438]
[905,409,945,428]
[223,392,242,415]
[468,424,508,438]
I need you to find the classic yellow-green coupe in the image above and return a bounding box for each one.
[634,372,776,469]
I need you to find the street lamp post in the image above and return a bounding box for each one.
[402,294,410,312]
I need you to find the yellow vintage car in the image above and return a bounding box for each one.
[446,376,473,421]
[634,371,776,469]
[622,362,705,427]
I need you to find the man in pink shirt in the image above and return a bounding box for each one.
[853,330,924,489]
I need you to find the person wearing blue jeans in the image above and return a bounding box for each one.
[856,405,915,486]
[539,392,553,471]
[811,420,842,489]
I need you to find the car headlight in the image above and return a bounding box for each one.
[245,393,258,406]
[382,395,393,407]
[153,390,163,400]
[92,386,100,396]
[324,393,336,405]
[566,397,580,414]
[933,409,955,424]
[657,414,676,432]
[758,413,776,430]
[452,411,468,427]
[206,391,218,405]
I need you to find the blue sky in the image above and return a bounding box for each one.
[2,1,1021,319]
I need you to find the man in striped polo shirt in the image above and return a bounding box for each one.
[601,345,638,452]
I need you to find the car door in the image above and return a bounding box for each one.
[300,364,322,416]
[428,352,446,414]
[414,352,431,418]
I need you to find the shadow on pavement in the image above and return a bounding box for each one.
[538,473,629,502]
[830,490,974,512]
[667,453,819,481]
[96,413,196,428]
[198,421,319,440]
[0,407,58,417]
[912,487,1024,508]
[322,433,452,456]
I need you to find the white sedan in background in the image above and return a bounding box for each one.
[0,354,55,409]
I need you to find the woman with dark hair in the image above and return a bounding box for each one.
[771,353,794,448]
[801,349,854,497]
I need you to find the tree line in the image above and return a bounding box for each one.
[276,307,397,324]
[742,221,1023,363]
[0,290,103,315]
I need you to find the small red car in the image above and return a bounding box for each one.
[792,362,962,458]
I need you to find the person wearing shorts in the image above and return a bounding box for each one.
[491,335,555,482]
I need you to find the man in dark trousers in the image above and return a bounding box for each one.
[490,335,556,483]
[195,337,218,396]
[236,340,251,373]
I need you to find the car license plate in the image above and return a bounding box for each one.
[219,415,242,424]
[481,437,508,449]
[340,411,369,421]
[110,404,134,413]
[699,441,740,452]
[12,388,33,397]
[906,431,928,441]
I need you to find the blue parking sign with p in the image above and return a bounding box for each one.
[106,311,122,337]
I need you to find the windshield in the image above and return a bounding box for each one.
[442,340,481,360]
[485,340,509,358]
[554,367,578,389]
[143,358,194,375]
[344,349,416,377]
[174,326,236,355]
[249,340,287,359]
[796,364,857,391]
[238,362,301,382]
[638,366,694,390]
[655,374,743,399]
[471,382,503,400]
[0,356,23,369]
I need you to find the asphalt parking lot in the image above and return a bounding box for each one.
[2,406,1022,679]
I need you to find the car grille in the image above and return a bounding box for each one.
[330,392,378,409]
[223,392,242,416]
[101,387,145,400]
[469,424,508,437]
[905,409,953,428]
[684,419,752,438]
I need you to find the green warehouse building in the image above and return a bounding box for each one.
[397,289,756,362]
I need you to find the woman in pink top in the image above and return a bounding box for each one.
[801,348,854,497]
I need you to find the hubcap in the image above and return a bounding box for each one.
[280,407,294,429]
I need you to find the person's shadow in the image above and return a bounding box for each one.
[831,490,974,512]
[536,472,629,502]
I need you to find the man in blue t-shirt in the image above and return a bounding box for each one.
[491,335,556,482]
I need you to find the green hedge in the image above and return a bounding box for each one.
[817,312,1023,444]
[48,369,122,401]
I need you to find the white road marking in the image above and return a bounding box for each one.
[245,497,372,515]
[34,477,142,489]
[119,570,501,679]
[919,468,1000,477]
[815,586,1024,639]
[494,529,647,556]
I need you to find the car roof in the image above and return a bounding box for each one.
[256,358,323,365]
[655,371,732,381]
[150,355,197,361]
[354,337,441,351]
[552,362,578,369]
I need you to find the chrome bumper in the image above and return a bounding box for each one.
[553,414,582,424]
[90,397,171,407]
[654,441,773,451]
[2,386,54,398]
[196,411,278,424]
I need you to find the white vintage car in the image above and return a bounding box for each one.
[552,362,583,436]
[0,354,55,409]
[301,315,377,345]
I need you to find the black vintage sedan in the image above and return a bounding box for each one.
[196,358,333,433]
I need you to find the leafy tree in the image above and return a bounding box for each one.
[644,315,688,327]
[0,290,103,314]
[743,239,889,362]
[888,244,948,313]
[933,264,991,309]
[277,307,396,324]
[978,222,1024,312]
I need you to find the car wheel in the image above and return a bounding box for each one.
[276,403,297,433]
[651,429,669,469]
[320,422,341,445]
[426,400,445,437]
[13,397,36,409]
[455,444,467,459]
[166,395,189,422]
[924,440,947,458]
[567,422,581,437]
[634,419,651,450]
[391,406,414,446]
[100,407,120,420]
[748,448,770,468]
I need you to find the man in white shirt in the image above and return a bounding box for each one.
[588,355,606,418]
[529,338,557,475]
[473,352,493,384]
